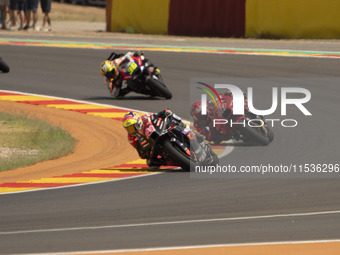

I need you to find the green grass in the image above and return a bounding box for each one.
[0,112,76,172]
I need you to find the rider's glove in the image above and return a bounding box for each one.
[158,109,185,128]
[107,52,124,61]
[133,51,143,57]
[158,109,172,118]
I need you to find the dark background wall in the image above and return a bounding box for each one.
[168,0,245,37]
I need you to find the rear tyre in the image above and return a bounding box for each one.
[0,58,10,73]
[163,141,192,170]
[146,77,172,99]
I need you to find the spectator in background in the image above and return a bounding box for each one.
[40,0,51,31]
[8,0,25,30]
[0,0,10,29]
[24,0,38,30]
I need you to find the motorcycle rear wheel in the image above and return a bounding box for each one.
[163,141,192,170]
[0,58,10,73]
[146,77,172,99]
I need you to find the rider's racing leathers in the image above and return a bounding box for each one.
[127,109,185,167]
[104,51,143,98]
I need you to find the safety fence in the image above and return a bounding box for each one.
[106,0,340,39]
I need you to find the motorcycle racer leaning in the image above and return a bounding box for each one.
[122,109,186,168]
[100,51,137,98]
[191,90,248,144]
[100,51,160,99]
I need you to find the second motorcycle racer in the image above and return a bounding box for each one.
[191,89,274,146]
[100,51,172,99]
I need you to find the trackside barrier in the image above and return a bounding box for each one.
[168,0,245,37]
[246,0,340,39]
[109,0,170,34]
[106,0,340,39]
[107,0,245,37]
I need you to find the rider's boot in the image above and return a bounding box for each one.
[147,158,163,169]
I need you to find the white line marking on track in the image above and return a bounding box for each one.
[1,209,340,235]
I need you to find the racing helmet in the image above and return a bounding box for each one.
[190,100,209,123]
[222,89,233,97]
[123,112,143,136]
[100,60,118,80]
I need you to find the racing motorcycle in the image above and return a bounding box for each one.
[211,93,274,146]
[0,57,10,73]
[107,52,172,99]
[141,114,219,171]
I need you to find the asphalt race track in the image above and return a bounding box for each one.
[0,35,340,254]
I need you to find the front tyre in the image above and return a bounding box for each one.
[266,125,274,143]
[238,123,270,146]
[146,77,172,99]
[163,141,192,170]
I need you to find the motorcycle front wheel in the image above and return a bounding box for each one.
[266,125,274,143]
[237,122,270,146]
[163,141,192,170]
